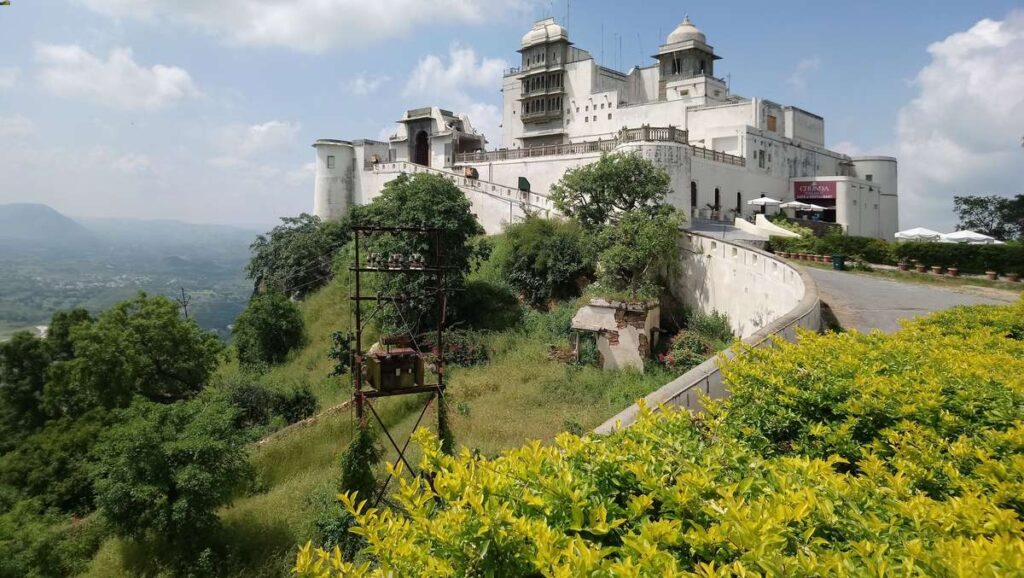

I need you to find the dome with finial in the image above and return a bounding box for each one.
[521,17,569,49]
[666,15,706,45]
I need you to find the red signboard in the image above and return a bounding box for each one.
[793,181,837,200]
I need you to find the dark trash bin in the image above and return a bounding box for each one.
[831,255,846,271]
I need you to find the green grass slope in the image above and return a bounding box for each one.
[82,264,686,577]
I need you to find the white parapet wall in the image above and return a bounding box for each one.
[595,232,820,433]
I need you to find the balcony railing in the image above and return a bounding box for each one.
[453,125,754,168]
[521,109,563,123]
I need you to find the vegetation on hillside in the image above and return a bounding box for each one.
[297,298,1024,576]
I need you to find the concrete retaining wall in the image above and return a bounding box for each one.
[595,232,820,434]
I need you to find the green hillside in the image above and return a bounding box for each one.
[81,255,683,577]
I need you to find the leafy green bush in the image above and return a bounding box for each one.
[771,233,895,264]
[216,374,318,430]
[0,408,118,514]
[893,241,1024,274]
[233,292,305,369]
[686,309,734,345]
[657,330,714,371]
[595,206,685,299]
[419,329,490,368]
[0,499,109,578]
[498,216,594,306]
[297,299,1024,576]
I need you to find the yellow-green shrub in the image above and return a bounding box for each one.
[296,300,1024,577]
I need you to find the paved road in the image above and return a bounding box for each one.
[804,267,1017,333]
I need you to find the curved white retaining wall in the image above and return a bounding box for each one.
[595,232,821,434]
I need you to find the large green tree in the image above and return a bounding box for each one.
[357,173,484,333]
[498,216,595,306]
[232,292,305,368]
[0,333,51,450]
[91,398,251,547]
[953,194,1024,241]
[44,294,223,418]
[247,213,352,298]
[550,152,672,230]
[595,205,685,298]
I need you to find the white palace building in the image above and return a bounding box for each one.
[314,16,898,240]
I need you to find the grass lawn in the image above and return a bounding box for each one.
[81,273,685,577]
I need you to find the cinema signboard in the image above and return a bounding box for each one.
[793,181,836,200]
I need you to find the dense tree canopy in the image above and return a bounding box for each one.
[232,292,305,369]
[356,173,484,333]
[953,194,1024,241]
[44,294,223,418]
[247,213,352,298]
[550,152,672,230]
[92,398,251,545]
[595,205,685,298]
[0,332,51,449]
[498,216,594,306]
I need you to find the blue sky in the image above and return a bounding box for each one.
[1,0,1022,229]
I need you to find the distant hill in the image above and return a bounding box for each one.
[80,217,260,254]
[0,203,98,248]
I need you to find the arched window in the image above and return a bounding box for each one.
[714,188,720,210]
[690,181,698,208]
[736,192,742,213]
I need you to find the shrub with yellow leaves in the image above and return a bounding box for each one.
[297,299,1024,577]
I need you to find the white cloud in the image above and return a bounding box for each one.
[897,11,1024,230]
[78,0,539,53]
[0,67,19,89]
[786,56,821,91]
[403,44,507,145]
[348,73,390,96]
[287,162,316,186]
[210,120,302,168]
[112,153,156,175]
[0,115,36,139]
[35,44,201,110]
[404,44,506,99]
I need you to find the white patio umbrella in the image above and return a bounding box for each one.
[939,230,999,244]
[748,197,783,207]
[779,201,812,209]
[894,227,943,241]
[804,203,827,211]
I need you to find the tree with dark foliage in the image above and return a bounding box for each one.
[953,194,1024,241]
[247,213,352,298]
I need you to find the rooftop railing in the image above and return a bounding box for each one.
[454,125,744,167]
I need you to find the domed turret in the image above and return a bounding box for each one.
[666,16,706,45]
[521,18,569,49]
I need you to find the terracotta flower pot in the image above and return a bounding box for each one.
[1008,273,1020,283]
[947,267,959,277]
[915,264,927,273]
[931,265,943,274]
[898,262,909,271]
[986,271,998,280]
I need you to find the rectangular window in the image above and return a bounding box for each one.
[758,150,765,169]
[866,174,873,182]
[585,117,588,122]
[608,113,612,120]
[593,115,597,122]
[327,155,336,169]
[766,115,777,132]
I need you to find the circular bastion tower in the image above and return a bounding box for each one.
[313,139,355,221]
